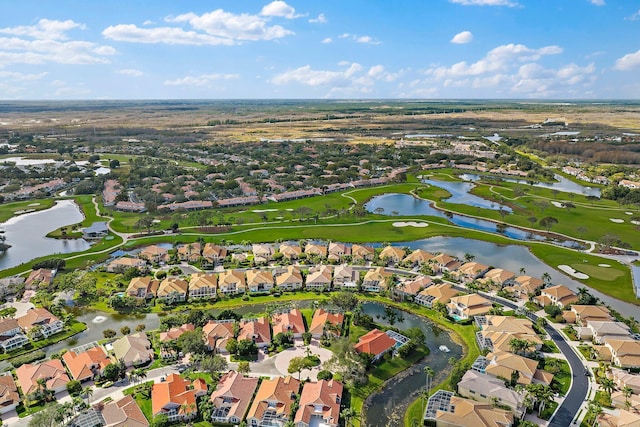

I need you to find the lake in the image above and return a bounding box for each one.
[0,200,91,271]
[460,173,601,198]
[422,178,512,212]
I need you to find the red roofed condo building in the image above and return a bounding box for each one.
[354,328,397,361]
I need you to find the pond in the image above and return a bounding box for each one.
[0,200,91,271]
[365,193,582,247]
[460,173,601,198]
[360,301,461,427]
[402,236,639,318]
[422,178,512,212]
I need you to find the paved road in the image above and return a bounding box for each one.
[474,290,588,426]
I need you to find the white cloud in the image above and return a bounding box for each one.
[105,6,295,45]
[168,9,294,41]
[116,69,144,77]
[614,49,640,71]
[589,0,605,5]
[321,37,333,44]
[451,31,473,44]
[626,9,640,21]
[0,19,115,66]
[450,0,518,6]
[0,19,85,40]
[0,71,48,81]
[164,73,240,86]
[336,33,380,44]
[260,1,303,19]
[309,14,327,24]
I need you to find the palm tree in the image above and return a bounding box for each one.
[423,366,434,416]
[587,401,603,427]
[341,408,358,427]
[623,385,633,410]
[541,272,552,285]
[82,386,94,406]
[600,377,616,400]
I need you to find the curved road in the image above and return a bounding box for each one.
[475,290,588,426]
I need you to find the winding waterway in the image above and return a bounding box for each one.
[0,200,91,271]
[460,173,602,198]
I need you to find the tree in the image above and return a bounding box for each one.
[464,253,475,262]
[102,363,122,381]
[323,337,368,387]
[542,272,552,285]
[237,339,258,357]
[527,216,538,227]
[103,329,117,339]
[330,292,359,311]
[563,202,576,212]
[237,361,251,375]
[288,356,311,380]
[586,402,603,427]
[81,386,93,406]
[177,330,207,355]
[151,414,170,427]
[120,326,131,335]
[199,354,228,376]
[28,404,60,427]
[226,337,238,355]
[623,385,633,409]
[539,216,558,231]
[136,324,146,332]
[423,366,434,416]
[66,380,82,395]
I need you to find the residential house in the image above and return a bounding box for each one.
[619,179,640,189]
[231,252,249,264]
[457,370,525,417]
[534,285,578,308]
[126,277,159,299]
[203,320,235,353]
[361,267,392,292]
[611,390,640,412]
[246,376,301,427]
[481,268,516,288]
[177,243,202,263]
[0,374,20,415]
[15,360,70,395]
[152,373,205,422]
[503,276,544,300]
[351,244,375,262]
[201,243,228,268]
[0,318,29,352]
[275,266,303,291]
[159,324,195,343]
[188,273,217,300]
[218,270,247,295]
[238,317,271,348]
[332,264,359,290]
[138,245,169,264]
[82,222,109,239]
[305,265,333,290]
[431,253,462,274]
[579,321,631,344]
[598,409,640,427]
[272,309,306,338]
[447,294,493,320]
[604,339,640,369]
[453,262,490,283]
[571,305,612,326]
[475,315,542,353]
[112,332,154,367]
[279,243,302,261]
[24,268,55,289]
[328,242,350,262]
[106,257,146,273]
[252,244,275,264]
[309,309,344,338]
[415,283,458,308]
[246,269,275,294]
[475,351,553,386]
[294,380,343,427]
[397,276,432,298]
[156,277,188,302]
[379,246,406,264]
[100,395,150,427]
[424,390,514,427]
[402,249,435,267]
[17,307,64,339]
[210,371,259,424]
[612,368,640,394]
[305,243,327,259]
[354,329,396,361]
[63,345,112,382]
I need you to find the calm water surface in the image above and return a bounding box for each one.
[0,200,91,270]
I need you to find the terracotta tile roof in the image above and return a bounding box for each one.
[400,276,432,295]
[306,265,333,285]
[247,376,300,424]
[112,332,154,366]
[403,249,435,264]
[275,266,303,287]
[188,273,217,292]
[63,345,111,381]
[238,317,271,345]
[433,395,514,427]
[218,270,246,289]
[126,277,159,297]
[101,395,149,427]
[482,268,516,284]
[309,309,344,337]
[202,243,227,259]
[159,324,195,342]
[305,243,328,257]
[351,244,374,260]
[210,371,259,422]
[379,246,406,260]
[0,318,19,335]
[17,307,60,331]
[203,321,235,351]
[152,373,199,418]
[157,277,188,298]
[25,268,54,287]
[0,374,19,409]
[245,269,274,287]
[279,243,302,259]
[272,309,306,336]
[354,329,396,358]
[456,262,490,277]
[15,360,70,395]
[294,380,343,427]
[417,283,458,304]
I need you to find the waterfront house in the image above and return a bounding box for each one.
[457,370,525,418]
[424,390,514,427]
[534,285,578,308]
[246,269,274,294]
[17,307,64,339]
[279,243,302,261]
[188,273,217,300]
[354,329,396,361]
[275,266,303,291]
[0,318,29,352]
[218,270,247,295]
[309,309,344,338]
[351,244,375,262]
[126,277,159,299]
[106,257,146,273]
[447,294,492,320]
[415,283,458,308]
[361,267,392,292]
[201,243,227,267]
[328,242,350,262]
[15,360,70,395]
[305,265,333,290]
[138,245,169,264]
[112,332,154,367]
[272,309,306,338]
[238,317,271,348]
[156,277,188,302]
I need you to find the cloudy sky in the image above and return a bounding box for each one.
[1,0,640,99]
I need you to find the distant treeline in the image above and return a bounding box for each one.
[530,141,640,165]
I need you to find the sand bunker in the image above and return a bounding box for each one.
[393,221,429,228]
[558,264,590,279]
[27,203,40,207]
[598,264,611,268]
[632,221,640,226]
[252,209,278,213]
[551,201,564,208]
[626,212,634,215]
[610,218,624,223]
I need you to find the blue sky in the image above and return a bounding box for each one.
[1,0,640,99]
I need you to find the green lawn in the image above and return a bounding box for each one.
[0,199,55,222]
